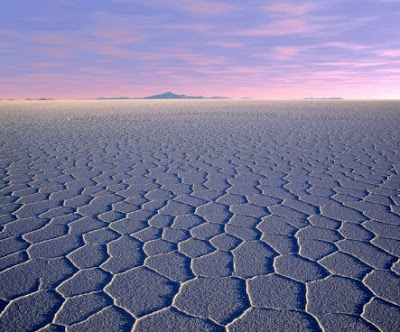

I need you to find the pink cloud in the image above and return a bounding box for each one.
[74,40,130,57]
[91,45,129,57]
[22,73,59,80]
[194,66,262,75]
[178,53,226,66]
[374,68,400,73]
[155,70,175,75]
[147,50,228,66]
[76,0,235,15]
[30,62,61,68]
[239,19,317,36]
[323,42,370,51]
[378,49,400,57]
[316,61,387,67]
[138,53,164,61]
[317,61,358,66]
[270,46,301,60]
[79,67,120,75]
[95,29,137,44]
[206,41,243,48]
[279,64,304,68]
[44,48,73,59]
[266,3,319,16]
[32,32,132,59]
[31,34,69,44]
[180,0,236,14]
[165,24,212,32]
[306,70,356,79]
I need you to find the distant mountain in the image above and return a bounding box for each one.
[209,96,232,99]
[25,98,53,100]
[94,92,232,100]
[144,92,204,99]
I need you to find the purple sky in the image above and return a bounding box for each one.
[1,0,400,99]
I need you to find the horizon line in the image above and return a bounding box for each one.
[3,98,400,101]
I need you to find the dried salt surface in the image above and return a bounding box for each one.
[0,99,399,332]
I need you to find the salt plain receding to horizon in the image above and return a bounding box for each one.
[0,100,399,331]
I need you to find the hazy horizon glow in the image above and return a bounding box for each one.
[1,0,400,99]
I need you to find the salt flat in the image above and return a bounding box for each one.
[0,100,399,331]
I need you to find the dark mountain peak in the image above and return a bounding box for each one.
[144,91,204,99]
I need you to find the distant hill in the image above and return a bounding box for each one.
[25,98,53,101]
[95,92,232,100]
[209,96,232,99]
[144,92,204,99]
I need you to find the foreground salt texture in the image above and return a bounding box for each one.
[0,100,399,331]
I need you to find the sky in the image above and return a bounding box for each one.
[1,0,400,99]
